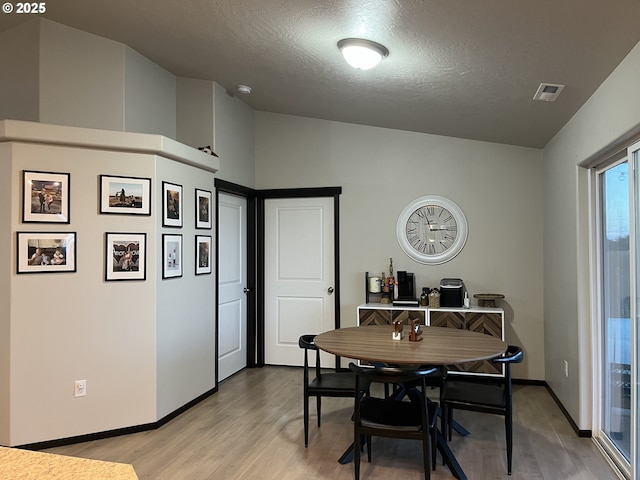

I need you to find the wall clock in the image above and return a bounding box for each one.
[396,195,468,265]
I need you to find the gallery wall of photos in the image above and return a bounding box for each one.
[17,170,213,280]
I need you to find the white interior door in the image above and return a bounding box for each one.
[218,193,247,381]
[264,197,335,366]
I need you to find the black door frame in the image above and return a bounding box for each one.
[256,186,342,366]
[214,179,258,382]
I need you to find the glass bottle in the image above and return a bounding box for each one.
[420,288,429,306]
[387,258,395,300]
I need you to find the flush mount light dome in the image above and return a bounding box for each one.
[338,38,389,70]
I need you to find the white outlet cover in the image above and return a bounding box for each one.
[74,380,87,397]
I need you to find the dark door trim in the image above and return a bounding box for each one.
[256,186,342,366]
[214,179,257,380]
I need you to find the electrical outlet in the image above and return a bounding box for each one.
[564,360,569,377]
[74,379,87,397]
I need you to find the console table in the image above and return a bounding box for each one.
[357,303,504,376]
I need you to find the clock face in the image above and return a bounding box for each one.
[396,195,468,265]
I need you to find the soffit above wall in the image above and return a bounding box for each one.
[0,120,219,172]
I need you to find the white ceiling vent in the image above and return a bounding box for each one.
[533,83,565,102]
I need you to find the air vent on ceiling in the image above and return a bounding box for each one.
[533,83,565,102]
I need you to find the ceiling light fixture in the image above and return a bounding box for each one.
[237,85,252,94]
[338,38,389,70]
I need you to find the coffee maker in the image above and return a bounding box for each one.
[394,271,417,305]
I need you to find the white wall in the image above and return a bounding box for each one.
[0,20,39,122]
[0,122,219,446]
[5,141,158,446]
[1,19,179,139]
[255,114,545,380]
[214,84,255,187]
[176,77,214,149]
[543,39,640,428]
[0,17,252,445]
[155,157,217,418]
[124,47,176,139]
[0,143,11,443]
[39,19,126,131]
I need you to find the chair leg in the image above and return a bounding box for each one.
[303,395,309,447]
[506,410,513,475]
[439,405,447,466]
[354,428,361,480]
[422,436,431,480]
[440,405,447,443]
[431,425,438,470]
[366,435,372,462]
[316,396,322,427]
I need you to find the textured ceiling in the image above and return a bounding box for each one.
[2,0,640,148]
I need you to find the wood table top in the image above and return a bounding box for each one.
[314,325,507,366]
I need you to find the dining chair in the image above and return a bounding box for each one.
[298,334,357,447]
[440,345,524,475]
[349,362,441,480]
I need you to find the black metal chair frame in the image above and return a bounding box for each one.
[440,345,524,475]
[349,362,441,480]
[299,334,356,447]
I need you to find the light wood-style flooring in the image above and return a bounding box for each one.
[44,366,619,479]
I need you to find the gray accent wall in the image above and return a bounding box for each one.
[176,77,215,150]
[39,19,126,131]
[0,20,39,122]
[124,47,176,138]
[213,83,255,188]
[543,41,640,428]
[255,114,545,381]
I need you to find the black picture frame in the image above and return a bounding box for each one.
[162,181,183,228]
[16,231,76,273]
[22,170,70,223]
[195,188,212,229]
[100,175,151,215]
[105,232,147,281]
[195,235,212,275]
[162,234,183,279]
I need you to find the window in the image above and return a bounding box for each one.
[593,140,640,478]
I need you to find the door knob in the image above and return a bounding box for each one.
[327,287,334,294]
[243,288,251,293]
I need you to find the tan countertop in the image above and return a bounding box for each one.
[0,447,138,480]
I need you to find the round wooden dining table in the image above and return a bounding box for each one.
[313,325,508,480]
[314,324,507,366]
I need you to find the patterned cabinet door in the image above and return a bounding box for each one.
[463,312,503,375]
[358,308,392,326]
[391,310,425,325]
[428,311,465,329]
[466,312,502,337]
[429,311,467,373]
[428,309,504,376]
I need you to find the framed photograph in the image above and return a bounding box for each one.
[163,234,183,279]
[16,231,76,273]
[105,232,146,281]
[162,182,183,228]
[195,235,212,275]
[195,189,212,229]
[22,170,70,223]
[100,175,151,215]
